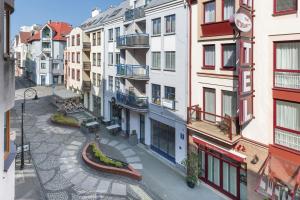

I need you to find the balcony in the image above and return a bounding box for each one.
[187,105,240,145]
[2,57,15,110]
[82,81,91,92]
[274,70,300,90]
[124,7,145,22]
[83,42,91,51]
[116,91,148,112]
[83,61,91,71]
[201,21,234,37]
[161,98,176,110]
[116,34,149,49]
[274,127,300,152]
[116,64,149,80]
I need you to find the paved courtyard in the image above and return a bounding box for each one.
[12,83,226,200]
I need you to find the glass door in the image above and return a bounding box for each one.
[207,154,220,186]
[222,161,238,197]
[204,88,216,122]
[140,114,145,144]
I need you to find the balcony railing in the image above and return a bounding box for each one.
[83,61,91,71]
[274,70,300,90]
[116,64,149,80]
[201,21,234,37]
[83,42,91,51]
[161,98,176,110]
[124,7,145,22]
[116,34,149,49]
[116,91,148,112]
[82,81,91,92]
[187,105,240,143]
[274,127,300,152]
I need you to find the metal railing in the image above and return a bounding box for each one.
[116,91,148,110]
[83,42,91,50]
[116,64,149,79]
[187,105,239,141]
[116,34,149,48]
[82,81,91,91]
[83,61,91,71]
[124,7,145,22]
[275,70,300,90]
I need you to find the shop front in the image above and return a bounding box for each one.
[192,136,247,200]
[256,145,300,200]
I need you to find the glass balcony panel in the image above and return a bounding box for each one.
[116,34,149,48]
[125,7,145,21]
[116,91,148,111]
[116,64,149,79]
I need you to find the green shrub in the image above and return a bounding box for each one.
[51,113,79,127]
[91,144,124,168]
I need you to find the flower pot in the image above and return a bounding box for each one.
[187,180,195,188]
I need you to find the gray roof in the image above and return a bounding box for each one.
[145,0,176,9]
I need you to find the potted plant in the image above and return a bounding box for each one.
[182,152,199,188]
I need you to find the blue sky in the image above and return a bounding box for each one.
[11,0,122,36]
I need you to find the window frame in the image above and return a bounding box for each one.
[221,43,236,71]
[108,52,114,66]
[203,45,216,70]
[165,15,176,34]
[273,0,297,16]
[4,111,10,160]
[108,76,114,91]
[97,73,101,87]
[76,34,80,46]
[221,90,237,117]
[165,51,176,71]
[152,18,161,36]
[76,69,80,81]
[92,53,96,66]
[97,53,101,67]
[115,52,120,65]
[204,0,216,24]
[76,52,80,64]
[152,84,161,105]
[164,86,176,101]
[72,68,75,80]
[92,33,96,46]
[222,0,235,21]
[115,27,120,41]
[97,32,101,46]
[108,29,114,41]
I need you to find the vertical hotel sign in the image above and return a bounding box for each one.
[231,2,254,126]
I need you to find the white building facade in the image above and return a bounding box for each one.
[0,0,16,199]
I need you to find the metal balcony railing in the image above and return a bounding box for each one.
[116,64,149,80]
[274,70,300,90]
[116,34,149,49]
[124,7,145,22]
[116,91,148,111]
[83,61,91,71]
[82,81,91,92]
[83,42,91,51]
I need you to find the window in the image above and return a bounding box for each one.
[152,84,161,105]
[223,0,235,20]
[274,42,300,89]
[241,0,252,7]
[41,63,46,69]
[108,53,114,65]
[72,35,75,46]
[274,0,297,15]
[97,73,101,87]
[165,86,175,101]
[204,88,216,122]
[93,53,96,66]
[108,29,113,41]
[92,33,96,46]
[108,76,113,91]
[165,51,175,71]
[165,15,176,34]
[97,53,101,66]
[152,52,161,69]
[275,100,300,151]
[52,63,59,70]
[97,32,101,46]
[72,69,75,79]
[76,34,80,46]
[76,69,80,81]
[222,91,237,117]
[72,52,75,63]
[152,18,161,35]
[115,53,120,65]
[115,27,120,41]
[115,77,120,91]
[93,73,96,86]
[222,44,236,69]
[204,1,216,23]
[4,112,10,158]
[68,67,70,77]
[203,45,215,69]
[77,52,80,63]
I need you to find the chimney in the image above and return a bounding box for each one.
[48,20,52,24]
[92,8,101,17]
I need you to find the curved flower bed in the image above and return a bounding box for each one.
[82,142,142,181]
[50,113,80,128]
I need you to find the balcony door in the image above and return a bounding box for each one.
[126,109,130,136]
[204,88,216,122]
[140,114,145,144]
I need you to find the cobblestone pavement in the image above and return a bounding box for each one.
[12,86,161,200]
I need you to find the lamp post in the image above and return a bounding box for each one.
[20,88,38,170]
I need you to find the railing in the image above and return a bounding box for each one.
[116,91,148,110]
[187,105,238,141]
[83,62,91,71]
[161,98,176,110]
[116,34,149,48]
[42,47,51,52]
[274,127,300,152]
[274,70,300,90]
[82,81,91,91]
[116,64,149,79]
[124,7,145,22]
[83,42,91,50]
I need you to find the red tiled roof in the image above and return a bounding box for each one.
[27,22,72,43]
[19,31,32,43]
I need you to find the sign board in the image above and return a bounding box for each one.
[234,13,252,33]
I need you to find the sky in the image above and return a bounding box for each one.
[11,0,122,36]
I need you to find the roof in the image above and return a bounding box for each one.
[145,0,176,9]
[28,22,72,43]
[19,31,32,43]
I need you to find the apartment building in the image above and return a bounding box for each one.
[0,0,15,199]
[189,0,300,199]
[13,25,40,77]
[26,21,72,85]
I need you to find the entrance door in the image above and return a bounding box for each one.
[40,75,46,86]
[207,154,220,187]
[140,114,145,144]
[126,109,130,135]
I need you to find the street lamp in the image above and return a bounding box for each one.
[20,88,38,170]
